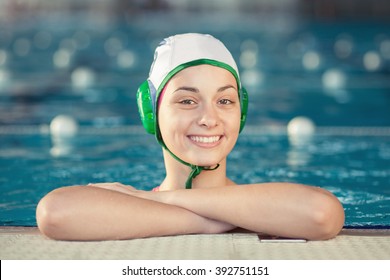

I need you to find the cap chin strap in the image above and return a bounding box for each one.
[185,164,220,189]
[163,145,220,189]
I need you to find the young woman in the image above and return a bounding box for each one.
[36,33,345,241]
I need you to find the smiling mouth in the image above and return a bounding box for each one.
[189,135,222,144]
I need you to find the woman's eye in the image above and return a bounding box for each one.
[218,99,233,105]
[179,99,196,105]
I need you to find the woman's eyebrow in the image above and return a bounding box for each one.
[218,85,237,92]
[173,86,199,93]
[173,84,237,94]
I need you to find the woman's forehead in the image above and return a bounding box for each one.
[168,64,236,85]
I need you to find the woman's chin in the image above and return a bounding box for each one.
[188,158,222,168]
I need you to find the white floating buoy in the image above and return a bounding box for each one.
[50,115,78,157]
[50,115,78,138]
[287,117,315,163]
[363,51,381,71]
[117,50,136,68]
[53,49,71,69]
[241,69,263,87]
[287,116,316,147]
[322,69,346,89]
[240,50,258,69]
[71,67,95,89]
[287,116,316,137]
[302,51,321,70]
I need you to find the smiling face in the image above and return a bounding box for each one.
[158,64,241,167]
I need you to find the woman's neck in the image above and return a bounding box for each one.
[159,151,231,191]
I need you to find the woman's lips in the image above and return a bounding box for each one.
[188,135,222,147]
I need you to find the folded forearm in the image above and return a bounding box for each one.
[152,183,344,240]
[36,186,233,240]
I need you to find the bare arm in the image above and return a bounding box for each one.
[36,185,234,241]
[136,183,345,240]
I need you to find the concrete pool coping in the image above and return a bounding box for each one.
[1,227,389,260]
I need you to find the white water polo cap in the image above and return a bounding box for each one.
[150,33,241,95]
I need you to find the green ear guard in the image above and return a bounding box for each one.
[136,80,248,136]
[136,80,157,135]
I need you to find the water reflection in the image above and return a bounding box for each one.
[287,116,315,167]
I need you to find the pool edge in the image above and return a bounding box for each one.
[1,226,389,260]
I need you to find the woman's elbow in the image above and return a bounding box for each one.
[310,193,345,240]
[36,189,71,240]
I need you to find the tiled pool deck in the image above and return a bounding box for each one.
[1,227,389,260]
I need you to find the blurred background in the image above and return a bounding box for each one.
[1,0,390,128]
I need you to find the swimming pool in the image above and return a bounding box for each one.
[0,126,389,227]
[0,12,389,228]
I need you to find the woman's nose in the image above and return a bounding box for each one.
[197,104,219,128]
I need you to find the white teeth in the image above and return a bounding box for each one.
[190,136,220,144]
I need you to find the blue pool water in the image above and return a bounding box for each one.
[0,129,390,227]
[0,12,390,227]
